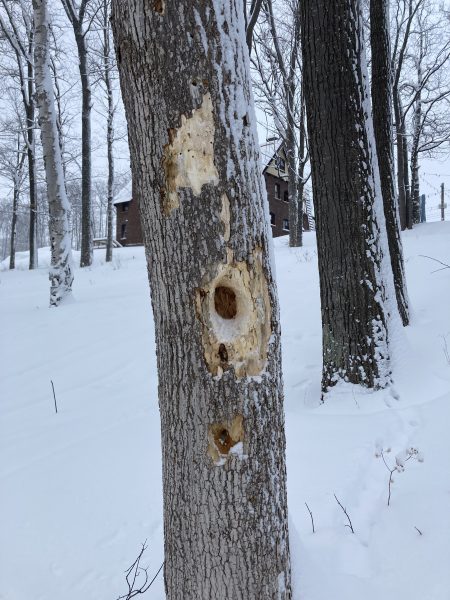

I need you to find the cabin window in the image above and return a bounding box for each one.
[276,156,286,172]
[282,218,289,231]
[121,222,127,239]
[284,190,289,203]
[122,202,129,212]
[270,212,276,226]
[275,183,281,199]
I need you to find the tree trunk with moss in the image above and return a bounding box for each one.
[301,0,395,392]
[111,1,291,599]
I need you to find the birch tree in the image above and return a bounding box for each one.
[60,0,93,267]
[301,0,397,392]
[34,0,73,305]
[111,1,291,598]
[370,0,410,326]
[0,0,38,269]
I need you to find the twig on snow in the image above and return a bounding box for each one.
[333,494,354,533]
[419,254,450,273]
[50,380,58,414]
[305,502,315,533]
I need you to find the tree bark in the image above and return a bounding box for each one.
[370,0,409,326]
[103,0,114,262]
[34,0,73,305]
[75,26,93,266]
[112,1,291,598]
[61,0,93,267]
[9,137,23,270]
[301,0,395,392]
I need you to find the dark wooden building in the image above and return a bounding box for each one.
[113,181,142,246]
[261,143,311,237]
[114,144,310,244]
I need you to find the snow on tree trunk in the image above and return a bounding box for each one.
[34,0,73,306]
[301,0,396,392]
[111,1,292,598]
[370,0,409,326]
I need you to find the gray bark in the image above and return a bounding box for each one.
[102,0,114,262]
[34,0,73,306]
[410,56,422,225]
[61,0,93,267]
[111,1,291,598]
[301,0,393,392]
[370,0,409,326]
[9,137,25,270]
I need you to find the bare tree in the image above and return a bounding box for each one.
[0,0,39,268]
[405,3,450,223]
[112,0,292,597]
[34,0,73,305]
[90,0,115,260]
[60,0,94,266]
[245,0,264,53]
[370,0,410,325]
[301,0,396,391]
[0,124,26,269]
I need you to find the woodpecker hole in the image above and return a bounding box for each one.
[153,0,165,14]
[218,343,228,363]
[214,286,237,319]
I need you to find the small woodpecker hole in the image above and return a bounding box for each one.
[214,286,237,319]
[153,0,165,14]
[215,428,232,452]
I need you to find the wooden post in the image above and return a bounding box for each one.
[441,183,445,221]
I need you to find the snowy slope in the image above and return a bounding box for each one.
[1,222,449,600]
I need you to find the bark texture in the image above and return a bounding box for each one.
[34,0,73,306]
[103,0,114,262]
[112,1,291,599]
[62,0,93,267]
[301,0,394,391]
[370,0,409,326]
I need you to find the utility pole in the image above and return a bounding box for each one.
[441,183,445,221]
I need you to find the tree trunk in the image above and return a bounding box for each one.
[34,0,73,306]
[26,48,38,269]
[410,144,421,225]
[401,109,412,230]
[410,75,422,226]
[301,0,395,392]
[393,87,407,230]
[287,107,301,247]
[297,94,306,232]
[103,0,114,263]
[112,1,292,598]
[370,0,409,326]
[73,24,93,267]
[9,192,18,270]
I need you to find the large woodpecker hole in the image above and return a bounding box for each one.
[214,285,237,319]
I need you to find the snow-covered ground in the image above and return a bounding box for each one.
[1,222,449,600]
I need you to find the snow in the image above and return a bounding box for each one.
[1,222,450,599]
[112,180,132,205]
